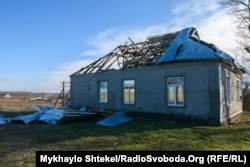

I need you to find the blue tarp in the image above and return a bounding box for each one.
[96,111,134,126]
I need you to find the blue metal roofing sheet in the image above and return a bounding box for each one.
[96,111,134,126]
[157,27,235,64]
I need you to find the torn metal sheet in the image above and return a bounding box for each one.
[96,111,134,126]
[0,116,10,125]
[38,110,65,124]
[79,107,87,112]
[4,105,101,125]
[9,105,62,124]
[10,110,45,124]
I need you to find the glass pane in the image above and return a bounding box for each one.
[168,86,175,104]
[124,80,135,87]
[123,80,135,104]
[167,77,184,85]
[167,78,176,85]
[100,93,104,102]
[100,82,107,89]
[176,85,184,105]
[130,88,135,104]
[104,94,108,102]
[99,82,108,103]
[124,88,129,103]
[99,90,108,102]
[176,77,184,84]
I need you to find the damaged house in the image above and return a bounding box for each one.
[70,27,244,125]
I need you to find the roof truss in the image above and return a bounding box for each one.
[73,31,179,75]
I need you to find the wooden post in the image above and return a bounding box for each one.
[54,81,70,108]
[62,81,65,106]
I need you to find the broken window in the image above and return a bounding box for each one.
[123,80,135,104]
[167,77,184,106]
[99,81,108,103]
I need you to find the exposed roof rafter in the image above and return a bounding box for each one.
[73,31,179,75]
[73,27,238,75]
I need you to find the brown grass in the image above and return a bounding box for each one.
[0,99,59,112]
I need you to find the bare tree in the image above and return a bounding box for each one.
[219,0,250,93]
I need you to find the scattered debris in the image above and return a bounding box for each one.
[79,107,87,112]
[0,115,10,125]
[73,31,179,74]
[1,105,100,125]
[11,110,46,124]
[1,106,134,126]
[58,111,100,123]
[37,110,64,124]
[96,111,134,126]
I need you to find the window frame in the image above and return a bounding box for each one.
[123,79,135,105]
[98,81,108,103]
[167,77,185,107]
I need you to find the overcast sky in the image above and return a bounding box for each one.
[0,0,237,93]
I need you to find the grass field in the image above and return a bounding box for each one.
[0,99,250,166]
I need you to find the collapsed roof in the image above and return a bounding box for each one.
[73,27,235,75]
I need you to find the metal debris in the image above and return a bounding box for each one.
[4,105,100,125]
[57,111,100,123]
[96,111,134,126]
[0,115,10,125]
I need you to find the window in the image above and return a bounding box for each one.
[237,80,242,102]
[123,80,135,104]
[226,76,231,105]
[99,81,108,103]
[167,77,184,106]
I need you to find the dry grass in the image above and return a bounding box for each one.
[0,99,250,167]
[0,99,55,112]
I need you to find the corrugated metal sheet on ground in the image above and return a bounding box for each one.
[0,115,10,124]
[58,111,100,123]
[10,105,57,124]
[96,111,134,126]
[2,105,101,125]
[38,110,65,124]
[10,110,46,124]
